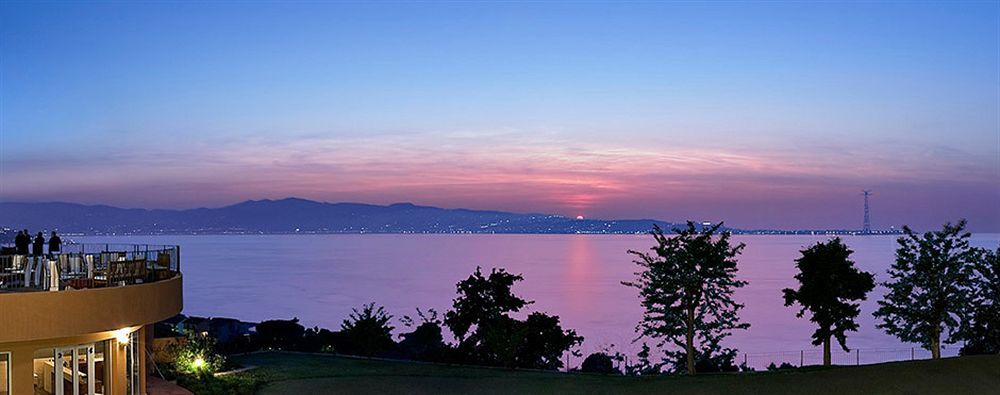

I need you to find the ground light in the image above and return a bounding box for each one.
[193,357,206,369]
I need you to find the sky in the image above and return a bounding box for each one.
[1,1,998,231]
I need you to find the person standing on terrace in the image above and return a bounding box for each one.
[49,231,62,257]
[14,229,29,255]
[32,232,44,257]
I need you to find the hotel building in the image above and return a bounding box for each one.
[0,244,182,394]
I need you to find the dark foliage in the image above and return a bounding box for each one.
[623,222,749,375]
[445,267,532,342]
[580,352,619,374]
[517,312,583,369]
[445,267,582,369]
[692,353,740,373]
[962,246,1000,355]
[874,220,978,358]
[783,238,875,365]
[767,362,797,371]
[254,318,305,350]
[339,303,396,356]
[300,327,340,353]
[398,308,448,361]
[176,371,261,395]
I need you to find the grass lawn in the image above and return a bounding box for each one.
[230,352,1000,395]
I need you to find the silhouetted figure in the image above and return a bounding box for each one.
[49,231,62,256]
[14,230,29,255]
[32,232,44,257]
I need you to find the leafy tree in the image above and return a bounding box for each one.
[516,312,583,369]
[445,267,531,343]
[254,318,305,350]
[783,238,875,365]
[874,220,978,359]
[962,246,1000,355]
[340,302,396,356]
[445,267,582,369]
[623,222,749,375]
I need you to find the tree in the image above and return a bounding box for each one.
[516,312,583,369]
[962,246,1000,355]
[444,267,582,369]
[622,222,749,375]
[340,302,396,356]
[783,238,875,365]
[873,220,978,359]
[444,267,532,343]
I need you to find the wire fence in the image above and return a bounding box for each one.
[564,344,954,373]
[739,347,944,370]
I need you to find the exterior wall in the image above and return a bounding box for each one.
[0,275,182,394]
[0,275,182,344]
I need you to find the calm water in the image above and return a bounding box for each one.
[79,233,1000,362]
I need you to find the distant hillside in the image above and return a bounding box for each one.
[0,198,676,235]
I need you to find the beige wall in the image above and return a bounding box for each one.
[0,275,182,344]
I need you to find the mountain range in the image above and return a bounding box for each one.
[0,198,679,235]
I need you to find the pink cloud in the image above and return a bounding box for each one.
[2,130,997,230]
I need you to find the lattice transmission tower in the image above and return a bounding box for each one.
[862,190,872,234]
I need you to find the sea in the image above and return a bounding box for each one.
[76,233,1000,368]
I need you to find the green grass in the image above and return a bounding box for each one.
[227,352,1000,395]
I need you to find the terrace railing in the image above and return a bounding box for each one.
[0,243,180,292]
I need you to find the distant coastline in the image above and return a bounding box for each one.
[0,198,902,239]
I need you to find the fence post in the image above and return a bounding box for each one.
[743,353,747,368]
[800,350,804,367]
[911,347,914,360]
[856,349,860,366]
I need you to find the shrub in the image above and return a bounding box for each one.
[177,371,261,395]
[581,352,619,374]
[254,318,305,350]
[173,330,225,376]
[398,308,447,361]
[767,362,797,371]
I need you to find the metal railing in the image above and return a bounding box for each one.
[0,243,180,292]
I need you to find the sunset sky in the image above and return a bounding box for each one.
[1,2,998,231]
